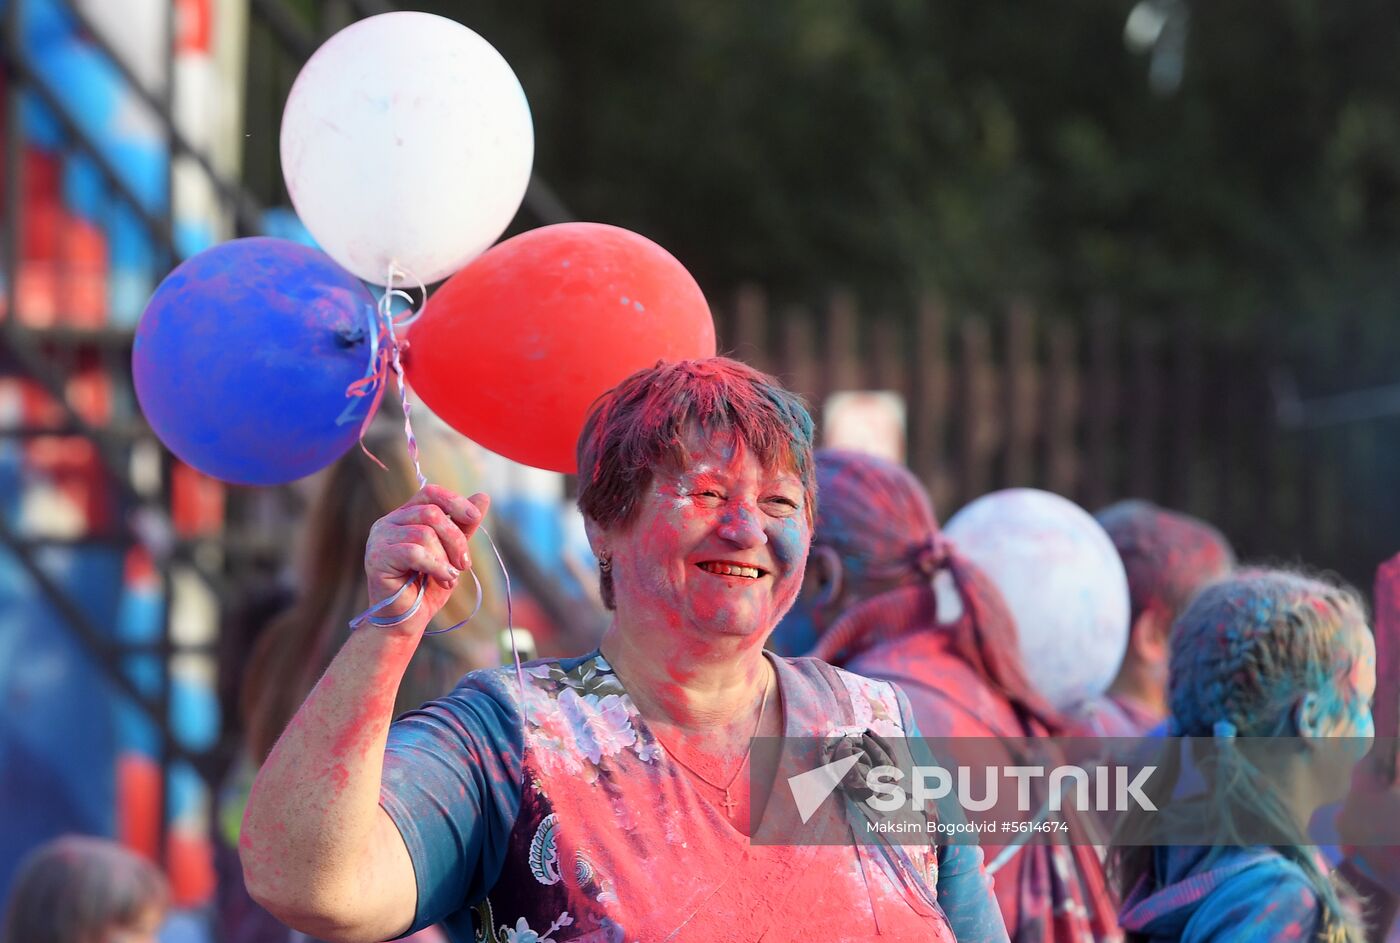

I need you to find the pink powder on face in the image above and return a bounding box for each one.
[606,436,810,647]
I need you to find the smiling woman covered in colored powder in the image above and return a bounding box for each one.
[773,449,1120,942]
[1112,569,1396,943]
[238,358,1008,943]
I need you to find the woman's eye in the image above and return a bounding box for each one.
[764,497,800,511]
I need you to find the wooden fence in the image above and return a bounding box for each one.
[711,287,1383,587]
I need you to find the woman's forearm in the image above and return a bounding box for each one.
[240,623,420,928]
[239,486,483,939]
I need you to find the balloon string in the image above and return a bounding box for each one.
[348,573,418,629]
[343,298,393,469]
[345,263,524,702]
[434,525,524,698]
[343,262,430,470]
[388,335,425,490]
[374,262,425,487]
[346,525,521,700]
[422,567,483,636]
[346,348,391,468]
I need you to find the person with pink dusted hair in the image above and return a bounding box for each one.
[1069,501,1235,738]
[239,359,1008,943]
[773,449,1121,942]
[1,835,168,943]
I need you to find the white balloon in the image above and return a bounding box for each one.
[938,488,1130,712]
[279,12,534,285]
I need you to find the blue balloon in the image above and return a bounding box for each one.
[133,238,380,485]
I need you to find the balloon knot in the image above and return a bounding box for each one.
[336,324,368,347]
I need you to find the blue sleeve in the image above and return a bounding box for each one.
[1183,863,1321,943]
[378,668,526,936]
[892,683,1010,943]
[936,844,1011,943]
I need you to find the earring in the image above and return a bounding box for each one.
[599,553,613,573]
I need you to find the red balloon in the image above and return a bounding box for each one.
[405,223,716,472]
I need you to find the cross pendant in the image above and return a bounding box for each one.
[720,788,738,816]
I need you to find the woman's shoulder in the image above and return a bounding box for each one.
[403,651,613,730]
[776,655,912,737]
[775,653,901,699]
[453,650,610,697]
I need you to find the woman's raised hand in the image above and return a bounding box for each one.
[364,485,491,634]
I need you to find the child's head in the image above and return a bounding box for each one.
[1096,501,1235,623]
[1096,500,1234,691]
[1,836,168,943]
[1169,569,1375,742]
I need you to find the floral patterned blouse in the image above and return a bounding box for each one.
[379,650,1008,942]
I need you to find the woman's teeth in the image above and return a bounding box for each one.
[699,562,762,579]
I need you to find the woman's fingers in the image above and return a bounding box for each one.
[410,485,488,532]
[367,522,456,587]
[822,731,906,803]
[386,504,471,570]
[364,488,492,619]
[390,538,459,589]
[386,488,492,565]
[463,493,490,536]
[448,492,490,545]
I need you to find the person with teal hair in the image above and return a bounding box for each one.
[1111,569,1397,942]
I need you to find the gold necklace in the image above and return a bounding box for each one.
[647,664,774,816]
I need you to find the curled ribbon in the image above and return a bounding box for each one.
[344,263,525,699]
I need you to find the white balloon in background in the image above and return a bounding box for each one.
[279,12,534,285]
[938,488,1130,712]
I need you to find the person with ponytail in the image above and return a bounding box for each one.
[1112,569,1396,943]
[773,449,1121,942]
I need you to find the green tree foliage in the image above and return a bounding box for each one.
[277,1,1400,343]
